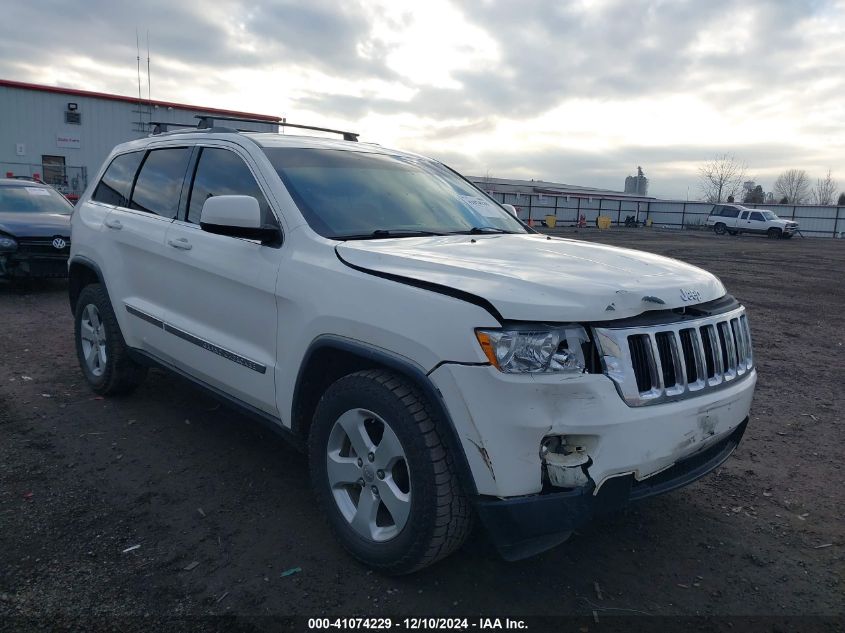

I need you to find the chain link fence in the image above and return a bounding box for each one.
[477,187,844,238]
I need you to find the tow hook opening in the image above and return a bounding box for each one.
[541,436,594,489]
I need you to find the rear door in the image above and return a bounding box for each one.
[159,144,282,416]
[90,148,190,354]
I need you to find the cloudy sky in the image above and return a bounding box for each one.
[2,0,843,199]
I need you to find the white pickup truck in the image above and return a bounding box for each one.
[68,120,757,573]
[706,204,799,239]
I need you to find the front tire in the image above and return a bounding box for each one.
[74,284,147,395]
[309,369,472,574]
[767,227,782,239]
[713,223,727,235]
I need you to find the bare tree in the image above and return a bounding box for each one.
[812,170,838,205]
[698,155,746,203]
[773,169,810,204]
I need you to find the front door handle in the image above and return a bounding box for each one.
[104,218,122,230]
[168,237,193,251]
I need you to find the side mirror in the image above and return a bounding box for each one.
[199,195,281,245]
[501,203,518,217]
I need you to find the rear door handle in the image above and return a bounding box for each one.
[104,218,122,230]
[168,237,193,251]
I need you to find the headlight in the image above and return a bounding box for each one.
[475,326,589,374]
[0,234,17,252]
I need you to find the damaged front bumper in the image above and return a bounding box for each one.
[0,253,69,278]
[474,418,747,560]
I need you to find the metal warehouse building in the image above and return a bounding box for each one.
[0,79,280,201]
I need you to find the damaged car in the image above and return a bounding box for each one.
[0,178,73,279]
[68,120,757,573]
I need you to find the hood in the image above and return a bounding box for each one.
[336,233,726,322]
[0,212,71,238]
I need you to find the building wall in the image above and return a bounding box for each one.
[0,84,278,198]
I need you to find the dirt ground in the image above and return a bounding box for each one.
[1,228,843,631]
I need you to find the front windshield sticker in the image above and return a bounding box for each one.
[459,195,501,218]
[25,187,50,196]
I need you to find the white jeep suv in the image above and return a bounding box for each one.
[68,121,757,573]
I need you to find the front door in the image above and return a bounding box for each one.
[159,145,281,416]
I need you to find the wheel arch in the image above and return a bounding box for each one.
[68,256,107,315]
[292,335,478,496]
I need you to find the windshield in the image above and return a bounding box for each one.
[0,185,73,215]
[761,211,777,220]
[263,148,527,239]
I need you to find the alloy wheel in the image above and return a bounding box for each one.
[326,408,411,542]
[79,303,107,377]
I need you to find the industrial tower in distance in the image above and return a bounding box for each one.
[624,166,649,196]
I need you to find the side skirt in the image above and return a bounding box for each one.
[127,348,305,452]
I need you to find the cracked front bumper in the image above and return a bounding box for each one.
[475,418,748,560]
[428,362,755,557]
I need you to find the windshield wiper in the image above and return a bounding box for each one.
[334,229,447,240]
[450,226,517,235]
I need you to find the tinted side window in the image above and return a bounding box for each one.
[724,207,739,218]
[92,151,144,207]
[739,211,749,220]
[187,148,275,226]
[750,211,764,221]
[130,148,192,219]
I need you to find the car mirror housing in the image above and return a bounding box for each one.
[199,195,280,245]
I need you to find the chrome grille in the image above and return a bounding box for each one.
[594,307,753,406]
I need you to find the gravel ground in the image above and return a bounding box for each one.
[1,228,843,632]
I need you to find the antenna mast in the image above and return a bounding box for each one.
[146,30,151,112]
[136,29,142,134]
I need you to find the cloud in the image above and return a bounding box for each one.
[1,0,843,198]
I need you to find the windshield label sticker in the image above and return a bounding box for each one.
[25,187,50,196]
[460,195,501,218]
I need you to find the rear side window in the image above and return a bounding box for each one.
[739,211,749,220]
[186,148,274,226]
[130,148,192,219]
[723,207,739,218]
[92,151,144,207]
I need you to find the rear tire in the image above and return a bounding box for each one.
[714,223,727,235]
[74,284,147,396]
[767,227,782,239]
[309,369,472,574]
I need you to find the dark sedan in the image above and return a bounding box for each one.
[0,179,73,279]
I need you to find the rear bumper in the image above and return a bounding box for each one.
[474,418,748,560]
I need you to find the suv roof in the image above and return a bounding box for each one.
[109,129,421,163]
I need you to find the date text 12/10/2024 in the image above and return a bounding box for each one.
[307,618,528,630]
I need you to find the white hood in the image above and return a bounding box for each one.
[336,233,726,322]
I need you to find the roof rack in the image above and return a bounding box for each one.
[279,119,359,142]
[197,115,360,142]
[150,121,200,134]
[149,116,360,142]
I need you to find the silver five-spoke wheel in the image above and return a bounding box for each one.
[79,303,107,377]
[326,408,411,542]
